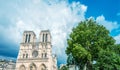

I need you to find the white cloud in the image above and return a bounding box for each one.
[96,15,119,32]
[0,0,87,63]
[96,15,120,44]
[114,34,120,44]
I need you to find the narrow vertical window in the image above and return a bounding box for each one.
[44,34,45,42]
[42,53,43,58]
[26,54,28,58]
[25,34,28,43]
[45,53,47,58]
[28,34,31,43]
[43,34,44,42]
[23,54,25,58]
[45,34,47,42]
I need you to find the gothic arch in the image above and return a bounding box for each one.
[19,65,26,70]
[39,64,47,70]
[29,63,37,70]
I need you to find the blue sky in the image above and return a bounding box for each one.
[0,0,120,66]
[75,0,120,21]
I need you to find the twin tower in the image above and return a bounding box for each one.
[22,30,51,44]
[16,30,57,70]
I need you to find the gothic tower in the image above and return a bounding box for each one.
[15,30,57,70]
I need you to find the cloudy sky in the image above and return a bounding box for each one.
[0,0,120,66]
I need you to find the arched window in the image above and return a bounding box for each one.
[42,34,44,42]
[43,33,48,42]
[25,34,28,43]
[26,54,28,58]
[42,53,47,58]
[45,34,48,42]
[28,34,31,43]
[23,54,25,58]
[45,53,47,58]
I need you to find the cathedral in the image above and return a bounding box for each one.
[15,30,57,70]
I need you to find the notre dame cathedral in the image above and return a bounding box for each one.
[15,30,57,70]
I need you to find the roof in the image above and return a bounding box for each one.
[23,31,36,36]
[41,30,50,32]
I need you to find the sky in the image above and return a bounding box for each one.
[0,0,120,66]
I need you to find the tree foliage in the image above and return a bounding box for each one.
[60,65,68,70]
[66,19,120,70]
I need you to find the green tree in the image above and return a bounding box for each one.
[93,49,120,70]
[95,44,120,70]
[66,19,120,70]
[60,65,68,70]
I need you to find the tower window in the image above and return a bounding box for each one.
[25,34,28,43]
[45,34,48,42]
[42,33,48,42]
[28,34,31,43]
[43,34,44,42]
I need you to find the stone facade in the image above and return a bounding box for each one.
[16,30,57,70]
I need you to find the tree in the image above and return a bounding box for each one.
[60,65,68,70]
[93,49,120,70]
[66,19,120,70]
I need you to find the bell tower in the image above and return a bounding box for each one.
[39,30,51,43]
[22,31,36,43]
[17,31,36,60]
